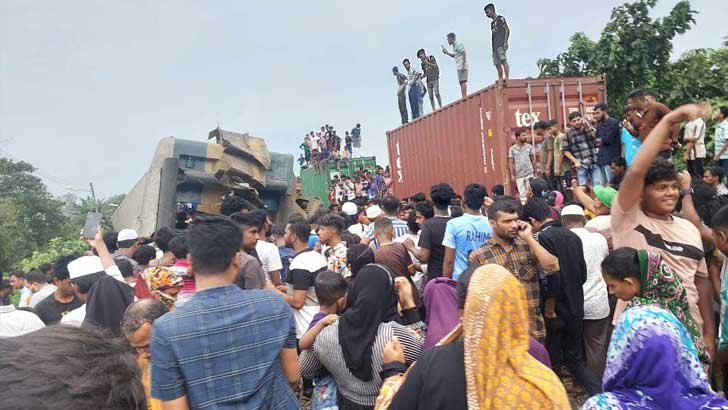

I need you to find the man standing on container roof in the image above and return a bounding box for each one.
[442,33,468,98]
[392,66,409,125]
[484,3,510,81]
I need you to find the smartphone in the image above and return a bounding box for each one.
[82,212,103,240]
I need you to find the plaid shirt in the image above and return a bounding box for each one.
[151,285,298,409]
[468,237,559,341]
[564,128,598,166]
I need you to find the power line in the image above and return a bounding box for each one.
[0,147,80,188]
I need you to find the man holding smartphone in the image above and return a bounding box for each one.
[563,111,602,186]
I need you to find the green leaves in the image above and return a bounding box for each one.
[17,237,88,272]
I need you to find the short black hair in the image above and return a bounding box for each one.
[382,195,401,214]
[288,220,311,243]
[488,198,520,220]
[644,159,677,186]
[706,166,725,179]
[410,192,426,203]
[10,270,25,280]
[169,235,188,259]
[720,106,728,118]
[533,120,549,131]
[463,183,487,210]
[230,212,260,229]
[116,259,134,279]
[447,32,456,38]
[314,270,348,307]
[103,231,119,253]
[602,247,640,280]
[522,197,551,223]
[187,215,242,275]
[701,196,728,227]
[515,128,529,137]
[152,227,174,253]
[250,209,269,231]
[610,157,626,168]
[431,183,456,210]
[133,245,157,266]
[39,263,52,275]
[402,58,410,65]
[52,252,83,282]
[416,49,425,58]
[406,212,420,234]
[484,3,495,12]
[457,266,477,309]
[627,89,645,100]
[415,201,435,219]
[0,326,146,409]
[568,111,582,121]
[709,203,728,230]
[117,238,138,249]
[26,270,47,285]
[319,213,346,234]
[450,205,464,218]
[220,196,254,216]
[270,223,286,237]
[594,102,608,112]
[491,184,505,196]
[72,272,105,294]
[341,232,361,245]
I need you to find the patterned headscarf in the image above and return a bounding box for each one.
[629,250,710,367]
[455,264,569,409]
[583,306,728,410]
[146,267,183,310]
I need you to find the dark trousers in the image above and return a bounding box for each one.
[545,312,602,396]
[686,159,705,179]
[397,92,408,124]
[583,317,609,378]
[555,170,574,202]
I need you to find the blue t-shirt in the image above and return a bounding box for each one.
[442,213,492,280]
[621,128,641,167]
[308,233,320,249]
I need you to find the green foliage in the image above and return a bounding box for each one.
[61,192,126,232]
[537,0,714,114]
[0,158,72,271]
[17,237,88,272]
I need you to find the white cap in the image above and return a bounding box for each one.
[342,202,358,216]
[118,229,139,242]
[365,205,382,220]
[560,204,585,217]
[68,256,105,279]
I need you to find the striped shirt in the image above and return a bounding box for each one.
[299,321,423,406]
[151,285,298,409]
[364,216,409,249]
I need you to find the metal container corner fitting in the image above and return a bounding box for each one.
[386,76,607,198]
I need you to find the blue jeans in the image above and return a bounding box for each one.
[719,159,728,182]
[408,83,424,119]
[598,164,612,186]
[577,165,603,186]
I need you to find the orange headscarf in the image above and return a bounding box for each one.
[456,264,570,410]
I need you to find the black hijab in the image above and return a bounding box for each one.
[83,275,135,337]
[338,264,395,381]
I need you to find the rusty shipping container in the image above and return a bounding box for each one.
[386,76,607,198]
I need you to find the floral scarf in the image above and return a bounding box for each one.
[146,267,183,310]
[583,305,728,409]
[628,250,709,366]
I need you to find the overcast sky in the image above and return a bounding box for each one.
[1,0,725,197]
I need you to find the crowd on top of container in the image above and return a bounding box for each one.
[392,3,510,124]
[298,123,363,173]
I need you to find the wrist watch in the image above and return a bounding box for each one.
[679,187,694,197]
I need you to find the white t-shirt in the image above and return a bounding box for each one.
[685,118,706,159]
[256,240,283,282]
[348,223,368,236]
[29,284,57,308]
[585,215,612,245]
[570,228,610,320]
[287,249,327,338]
[0,305,45,337]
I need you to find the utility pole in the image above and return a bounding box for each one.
[89,182,99,212]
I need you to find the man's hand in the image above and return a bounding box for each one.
[715,154,721,162]
[516,220,533,240]
[441,45,448,54]
[573,159,582,169]
[394,277,416,309]
[676,170,692,191]
[321,314,339,326]
[483,196,494,207]
[383,337,405,364]
[82,227,105,249]
[682,149,690,162]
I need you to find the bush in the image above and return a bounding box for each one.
[17,237,89,271]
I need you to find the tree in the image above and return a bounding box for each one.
[61,192,126,232]
[538,0,697,112]
[0,158,72,271]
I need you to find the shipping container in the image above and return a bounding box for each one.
[386,76,607,198]
[300,156,378,206]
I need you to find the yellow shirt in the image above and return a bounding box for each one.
[138,356,162,410]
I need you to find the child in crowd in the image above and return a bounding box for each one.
[299,271,348,409]
[509,129,536,204]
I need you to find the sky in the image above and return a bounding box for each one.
[1,0,726,198]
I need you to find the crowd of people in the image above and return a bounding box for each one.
[299,123,362,173]
[393,3,510,124]
[324,165,394,209]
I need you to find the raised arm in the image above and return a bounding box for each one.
[517,221,558,273]
[618,104,707,212]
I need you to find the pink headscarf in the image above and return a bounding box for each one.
[423,278,460,350]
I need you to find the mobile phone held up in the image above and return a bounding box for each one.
[82,212,103,240]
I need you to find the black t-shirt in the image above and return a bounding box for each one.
[490,15,508,48]
[34,294,83,325]
[287,249,327,291]
[418,216,451,280]
[538,220,587,318]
